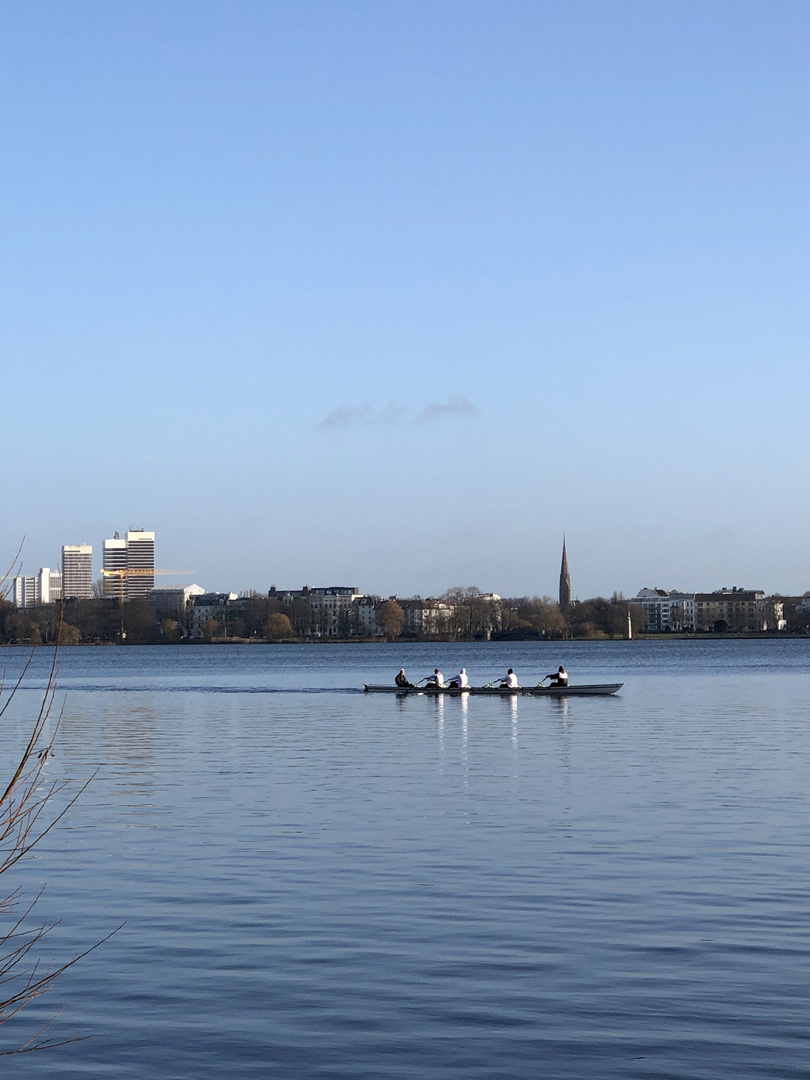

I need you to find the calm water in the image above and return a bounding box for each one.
[2,640,810,1078]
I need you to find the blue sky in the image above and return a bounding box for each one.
[3,0,809,599]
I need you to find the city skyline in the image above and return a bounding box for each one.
[3,3,810,596]
[7,527,808,606]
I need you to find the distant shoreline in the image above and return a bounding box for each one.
[2,633,808,648]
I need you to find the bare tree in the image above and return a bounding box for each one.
[0,593,117,1051]
[377,600,404,641]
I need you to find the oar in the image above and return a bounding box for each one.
[483,674,507,686]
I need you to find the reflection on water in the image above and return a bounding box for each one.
[509,693,519,748]
[434,694,445,771]
[3,640,810,1080]
[552,693,570,719]
[460,693,469,787]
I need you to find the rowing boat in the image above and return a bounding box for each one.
[364,683,623,697]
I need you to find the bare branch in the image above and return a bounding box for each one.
[0,584,115,1051]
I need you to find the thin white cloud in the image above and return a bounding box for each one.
[317,403,372,430]
[317,396,477,431]
[378,403,407,425]
[417,394,477,422]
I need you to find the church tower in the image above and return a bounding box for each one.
[559,537,571,609]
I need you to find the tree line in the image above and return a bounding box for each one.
[0,591,645,645]
[1,588,805,646]
[0,595,294,646]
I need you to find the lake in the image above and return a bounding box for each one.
[2,639,810,1078]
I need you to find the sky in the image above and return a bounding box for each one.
[2,0,809,599]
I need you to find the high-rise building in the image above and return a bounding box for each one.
[103,530,155,601]
[62,544,93,599]
[125,530,155,598]
[13,576,37,608]
[12,568,62,608]
[102,534,127,598]
[559,538,571,609]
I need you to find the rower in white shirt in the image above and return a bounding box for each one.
[426,668,445,688]
[499,668,519,689]
[449,668,469,688]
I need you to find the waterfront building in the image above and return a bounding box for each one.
[271,586,363,637]
[354,595,382,636]
[400,598,454,638]
[632,588,695,632]
[667,593,696,632]
[190,592,239,638]
[62,544,93,599]
[693,589,782,633]
[793,595,810,629]
[559,539,571,609]
[103,529,155,600]
[12,568,63,608]
[148,584,206,620]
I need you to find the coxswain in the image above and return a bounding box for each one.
[448,668,469,689]
[395,669,412,688]
[546,665,568,687]
[499,668,519,689]
[426,668,445,688]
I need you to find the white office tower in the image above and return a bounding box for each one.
[12,568,63,608]
[102,533,127,599]
[103,530,155,601]
[42,568,62,603]
[12,576,36,608]
[62,544,93,599]
[125,530,155,598]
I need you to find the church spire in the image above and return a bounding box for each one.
[559,537,571,609]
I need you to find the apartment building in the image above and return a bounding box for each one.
[272,586,362,637]
[148,584,206,620]
[62,544,93,599]
[632,588,695,632]
[694,589,783,632]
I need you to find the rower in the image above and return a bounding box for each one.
[545,665,568,687]
[395,669,413,688]
[426,668,445,688]
[448,668,469,689]
[499,668,519,688]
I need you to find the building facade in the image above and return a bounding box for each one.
[272,586,362,637]
[13,577,37,608]
[103,530,155,600]
[190,592,239,638]
[12,568,63,608]
[632,588,695,632]
[148,584,206,620]
[400,598,454,637]
[693,589,782,632]
[62,544,93,599]
[631,588,787,633]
